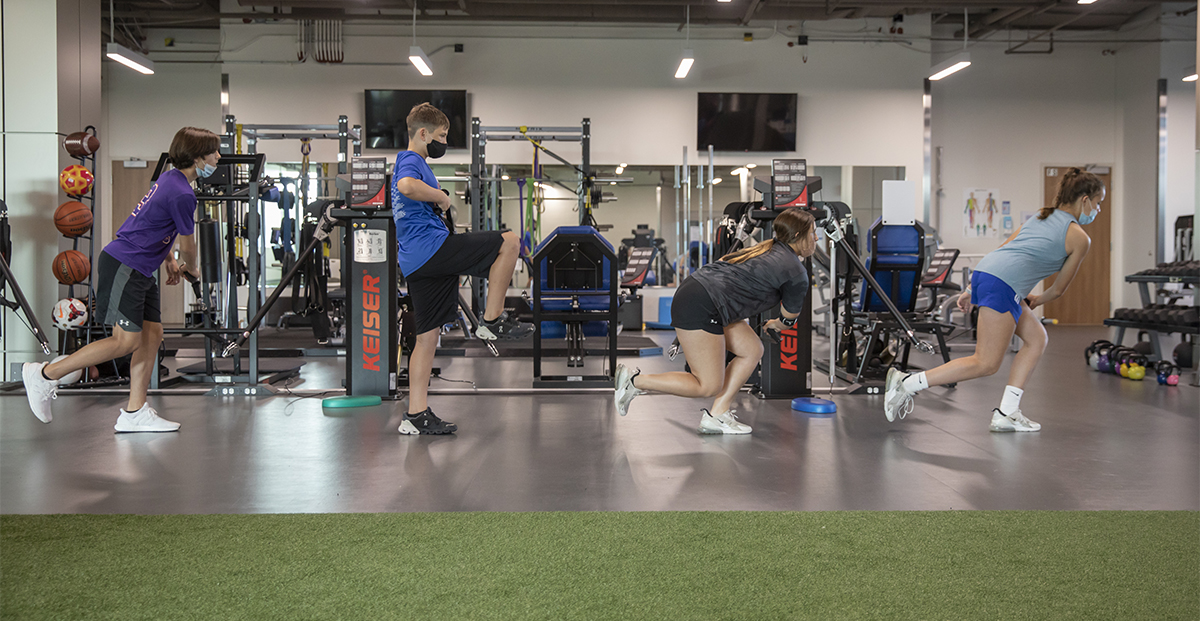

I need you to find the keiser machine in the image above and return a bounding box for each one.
[225,156,398,399]
[334,156,398,398]
[735,159,935,400]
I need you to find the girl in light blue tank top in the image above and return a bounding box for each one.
[882,168,1105,433]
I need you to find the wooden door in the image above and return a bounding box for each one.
[1041,166,1111,325]
[111,162,186,326]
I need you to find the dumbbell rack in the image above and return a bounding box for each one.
[63,126,100,354]
[1103,269,1198,364]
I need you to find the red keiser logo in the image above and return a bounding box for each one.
[362,272,381,371]
[779,327,799,371]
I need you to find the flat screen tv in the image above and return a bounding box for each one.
[697,92,797,152]
[364,90,468,150]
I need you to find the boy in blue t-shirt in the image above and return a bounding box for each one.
[22,127,218,432]
[394,103,532,435]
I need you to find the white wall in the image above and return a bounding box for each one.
[930,9,1196,311]
[1162,36,1197,263]
[2,0,63,365]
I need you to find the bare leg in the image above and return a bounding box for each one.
[1006,302,1047,390]
[407,328,439,414]
[42,326,141,381]
[710,321,763,415]
[483,231,520,322]
[126,321,163,412]
[923,307,1015,387]
[634,328,726,398]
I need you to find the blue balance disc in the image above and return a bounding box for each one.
[792,397,837,415]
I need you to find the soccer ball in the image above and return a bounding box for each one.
[52,298,88,330]
[59,165,94,196]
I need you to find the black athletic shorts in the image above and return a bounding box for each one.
[670,277,724,335]
[96,250,161,332]
[406,231,506,334]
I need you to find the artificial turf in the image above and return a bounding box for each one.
[1,511,1196,620]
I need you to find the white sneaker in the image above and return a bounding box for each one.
[614,364,642,416]
[883,367,914,422]
[989,408,1041,432]
[114,404,181,433]
[22,362,57,423]
[698,409,752,435]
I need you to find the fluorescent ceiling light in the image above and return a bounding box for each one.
[712,177,722,184]
[745,163,757,169]
[718,0,732,3]
[501,174,510,180]
[675,49,694,79]
[1184,74,1198,82]
[928,52,971,81]
[1077,0,1097,4]
[106,42,154,75]
[731,167,748,175]
[409,46,433,76]
[615,166,625,174]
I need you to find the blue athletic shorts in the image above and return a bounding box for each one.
[971,271,1023,323]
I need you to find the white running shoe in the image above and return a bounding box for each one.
[698,409,752,435]
[614,364,642,416]
[883,367,914,422]
[989,408,1041,432]
[22,362,57,423]
[114,404,181,433]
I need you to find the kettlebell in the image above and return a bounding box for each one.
[1132,331,1154,356]
[1174,336,1194,369]
[1127,354,1148,381]
[1096,344,1116,373]
[1155,361,1177,386]
[1085,339,1111,371]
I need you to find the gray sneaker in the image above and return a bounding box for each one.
[989,408,1041,432]
[114,404,180,433]
[883,367,914,422]
[614,364,642,416]
[22,362,57,423]
[698,409,752,435]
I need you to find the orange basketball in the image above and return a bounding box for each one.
[54,201,93,237]
[52,250,90,285]
[59,165,94,196]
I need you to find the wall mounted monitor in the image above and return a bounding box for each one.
[697,92,797,152]
[364,90,468,150]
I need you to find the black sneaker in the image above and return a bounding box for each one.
[476,311,534,340]
[399,408,457,435]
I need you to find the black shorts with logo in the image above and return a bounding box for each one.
[406,231,506,334]
[95,250,161,332]
[670,277,724,335]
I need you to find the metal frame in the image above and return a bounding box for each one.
[468,118,591,313]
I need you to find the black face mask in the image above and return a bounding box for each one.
[426,139,447,159]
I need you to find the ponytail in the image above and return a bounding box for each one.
[720,208,815,264]
[1040,167,1105,220]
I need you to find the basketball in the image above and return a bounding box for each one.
[59,165,94,196]
[52,250,90,285]
[51,298,89,331]
[63,132,100,157]
[54,201,93,237]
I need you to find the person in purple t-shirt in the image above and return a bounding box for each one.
[22,127,219,432]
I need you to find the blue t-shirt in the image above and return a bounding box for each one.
[103,168,196,277]
[391,150,449,276]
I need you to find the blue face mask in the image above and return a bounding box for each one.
[1078,199,1099,225]
[197,162,217,178]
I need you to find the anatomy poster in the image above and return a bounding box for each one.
[963,188,1001,238]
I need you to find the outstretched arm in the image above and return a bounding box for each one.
[1027,224,1090,309]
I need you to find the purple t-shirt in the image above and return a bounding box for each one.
[104,168,197,277]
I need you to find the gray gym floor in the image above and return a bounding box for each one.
[1,326,1196,514]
